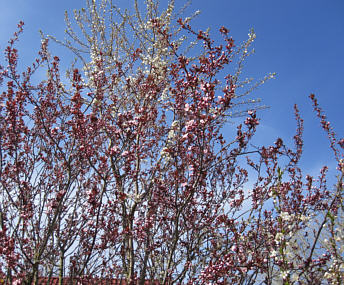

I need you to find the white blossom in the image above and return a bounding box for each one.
[280,270,289,280]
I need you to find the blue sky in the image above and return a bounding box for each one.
[1,0,343,178]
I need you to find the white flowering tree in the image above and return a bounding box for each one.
[48,0,270,118]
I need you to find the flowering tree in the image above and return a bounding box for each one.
[198,98,344,284]
[0,1,343,285]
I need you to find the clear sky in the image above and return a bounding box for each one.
[1,0,343,178]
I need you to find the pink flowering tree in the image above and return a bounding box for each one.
[0,1,343,285]
[198,99,344,284]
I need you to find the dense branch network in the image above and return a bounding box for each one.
[0,1,343,285]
